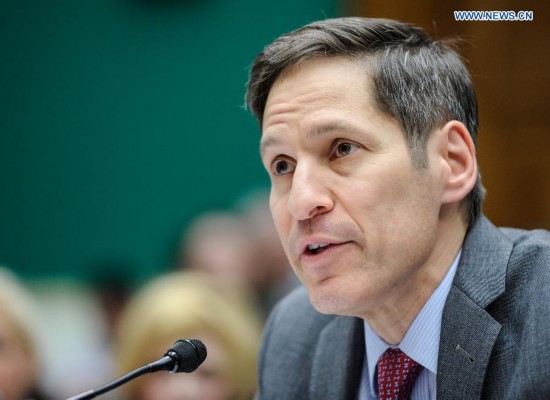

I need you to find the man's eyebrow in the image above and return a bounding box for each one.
[260,121,361,157]
[260,135,279,158]
[307,121,357,138]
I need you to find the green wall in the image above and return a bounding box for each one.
[0,1,339,283]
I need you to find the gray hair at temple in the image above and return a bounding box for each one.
[245,17,485,227]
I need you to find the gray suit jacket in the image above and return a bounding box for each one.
[257,217,550,399]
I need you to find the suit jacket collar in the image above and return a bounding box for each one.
[437,216,513,399]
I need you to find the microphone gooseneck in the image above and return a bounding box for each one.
[66,339,207,400]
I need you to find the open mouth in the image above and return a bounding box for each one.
[306,242,331,255]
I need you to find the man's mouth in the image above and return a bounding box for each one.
[306,242,331,255]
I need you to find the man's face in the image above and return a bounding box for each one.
[260,57,446,320]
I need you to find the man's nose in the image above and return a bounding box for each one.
[287,162,334,221]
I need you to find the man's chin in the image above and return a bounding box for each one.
[308,287,355,316]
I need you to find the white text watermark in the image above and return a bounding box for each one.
[454,10,534,22]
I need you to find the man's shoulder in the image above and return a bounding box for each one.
[499,225,550,276]
[477,222,550,344]
[500,226,550,252]
[463,216,550,274]
[483,226,550,398]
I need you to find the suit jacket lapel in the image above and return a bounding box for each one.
[310,316,364,399]
[437,217,513,399]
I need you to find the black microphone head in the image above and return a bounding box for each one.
[165,339,207,373]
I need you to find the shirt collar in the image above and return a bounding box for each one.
[363,249,461,396]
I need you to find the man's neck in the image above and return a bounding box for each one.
[364,211,467,345]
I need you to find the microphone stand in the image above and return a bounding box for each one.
[66,356,174,400]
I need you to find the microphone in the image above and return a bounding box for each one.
[67,339,207,400]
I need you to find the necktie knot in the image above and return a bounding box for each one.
[377,348,423,400]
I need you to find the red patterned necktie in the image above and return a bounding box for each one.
[376,348,423,400]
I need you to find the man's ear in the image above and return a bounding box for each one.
[439,120,478,204]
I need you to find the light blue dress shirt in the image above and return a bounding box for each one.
[357,250,461,400]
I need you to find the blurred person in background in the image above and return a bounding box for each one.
[116,271,262,400]
[0,267,50,400]
[235,189,300,316]
[178,205,299,320]
[178,211,259,289]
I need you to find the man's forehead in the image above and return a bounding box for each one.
[261,57,375,129]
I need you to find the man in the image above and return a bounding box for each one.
[245,17,550,399]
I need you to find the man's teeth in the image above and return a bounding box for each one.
[308,242,330,251]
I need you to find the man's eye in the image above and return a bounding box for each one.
[333,141,359,158]
[272,159,295,176]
